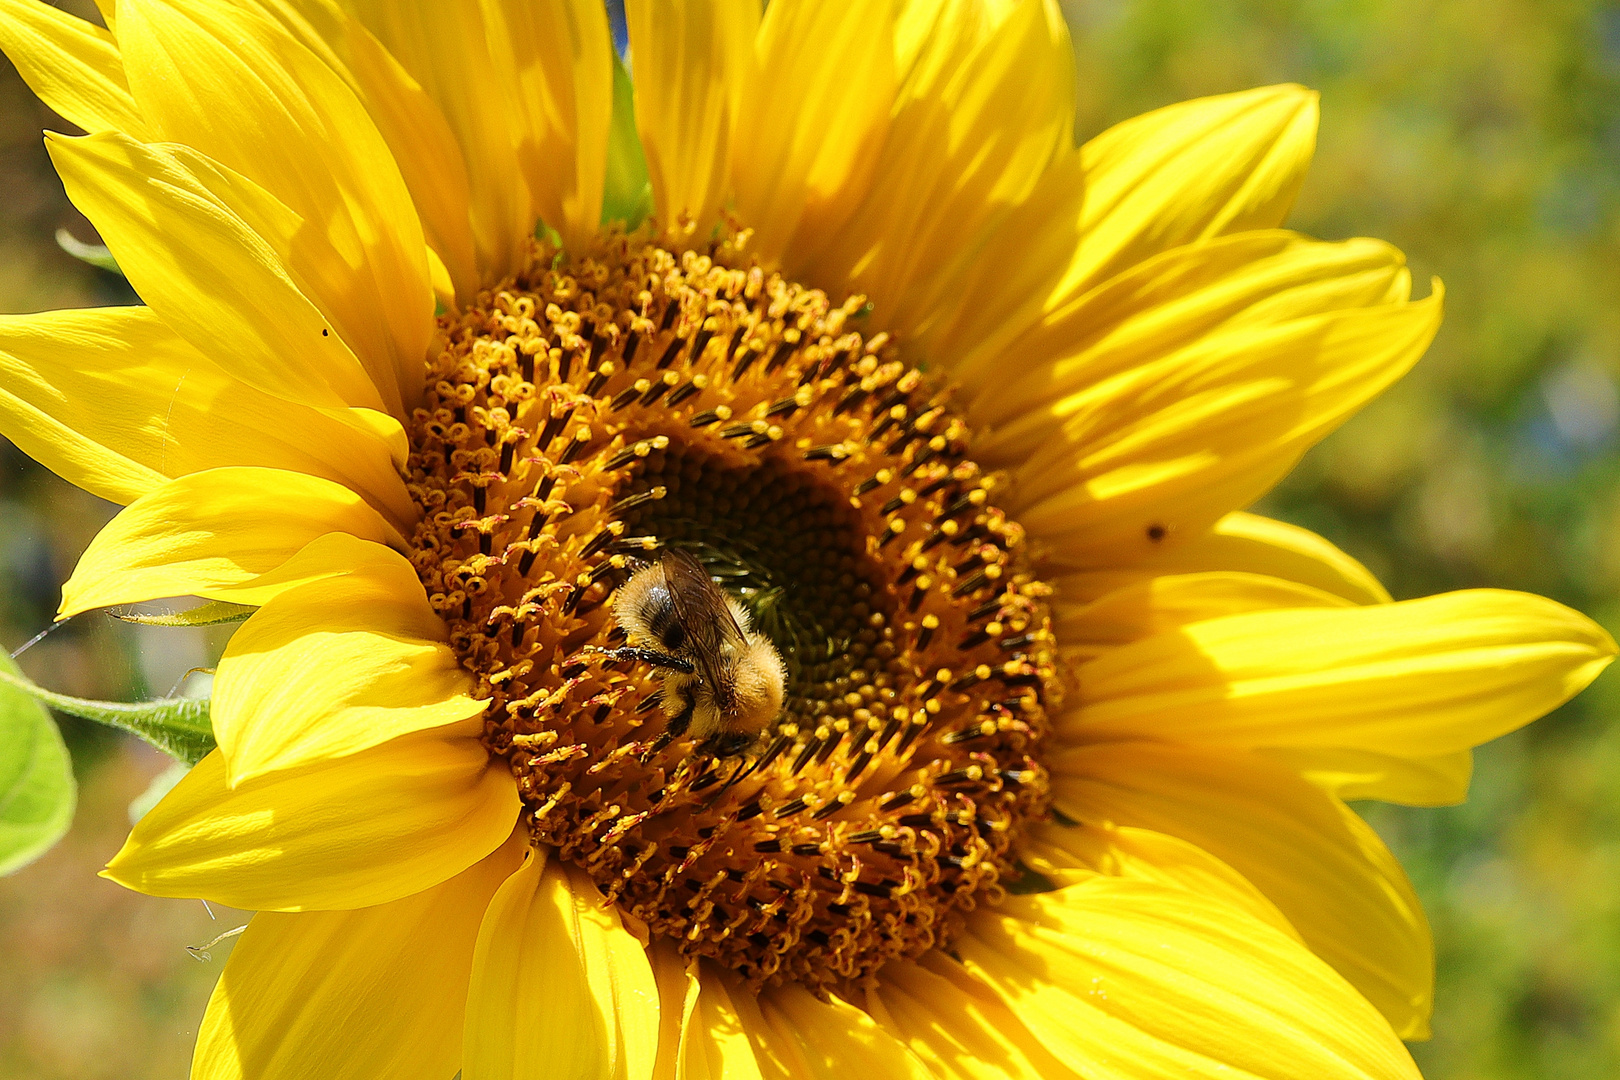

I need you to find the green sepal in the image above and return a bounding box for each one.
[110,600,257,627]
[0,651,76,876]
[601,49,653,230]
[0,668,216,766]
[55,227,122,275]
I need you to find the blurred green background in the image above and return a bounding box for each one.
[2,0,1619,1076]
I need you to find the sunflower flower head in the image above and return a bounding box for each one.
[0,0,1614,1077]
[416,225,1057,986]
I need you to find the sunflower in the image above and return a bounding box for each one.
[1,0,1612,1077]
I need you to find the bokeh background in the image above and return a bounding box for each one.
[3,0,1620,1076]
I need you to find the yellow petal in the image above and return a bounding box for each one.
[192,830,525,1080]
[1053,570,1352,663]
[232,3,479,296]
[750,983,932,1080]
[479,0,613,252]
[969,232,1411,434]
[959,873,1420,1079]
[649,946,693,1080]
[625,0,757,239]
[863,952,1081,1080]
[342,15,480,303]
[1021,820,1297,939]
[0,307,162,503]
[464,846,660,1080]
[220,2,477,300]
[1049,741,1431,1038]
[806,0,1075,332]
[348,0,533,280]
[922,86,1319,374]
[730,0,897,268]
[210,533,486,785]
[910,149,1086,373]
[648,950,766,1080]
[1262,747,1474,807]
[104,724,518,911]
[46,131,386,413]
[0,306,415,522]
[1009,284,1443,565]
[59,467,405,618]
[1064,589,1616,755]
[1069,84,1319,298]
[118,0,433,414]
[0,0,148,137]
[1053,510,1391,604]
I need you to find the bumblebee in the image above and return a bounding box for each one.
[602,549,786,759]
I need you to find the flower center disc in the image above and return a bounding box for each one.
[406,231,1058,990]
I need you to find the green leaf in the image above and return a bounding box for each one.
[0,668,216,766]
[601,49,652,230]
[110,600,257,627]
[55,226,122,275]
[0,651,76,876]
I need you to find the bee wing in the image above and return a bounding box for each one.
[659,549,746,707]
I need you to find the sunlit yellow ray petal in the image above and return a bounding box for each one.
[1052,510,1391,603]
[863,953,1082,1080]
[649,946,693,1080]
[0,310,161,504]
[346,0,532,280]
[1054,570,1351,663]
[192,830,525,1080]
[969,232,1410,431]
[1063,589,1616,754]
[730,0,897,268]
[118,0,432,414]
[625,0,757,239]
[1049,741,1432,1037]
[103,724,518,911]
[1021,820,1297,937]
[479,0,612,252]
[648,949,766,1080]
[807,0,1074,333]
[749,983,932,1080]
[232,0,345,65]
[0,306,415,522]
[58,467,405,618]
[959,873,1420,1079]
[922,86,1320,374]
[1263,746,1474,807]
[1072,84,1319,294]
[1010,285,1443,566]
[909,149,1085,372]
[236,0,481,301]
[0,0,147,137]
[341,16,480,303]
[463,845,660,1080]
[46,130,386,413]
[209,534,486,785]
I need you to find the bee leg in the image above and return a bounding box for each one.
[640,697,695,764]
[722,746,772,790]
[700,750,757,809]
[586,645,695,674]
